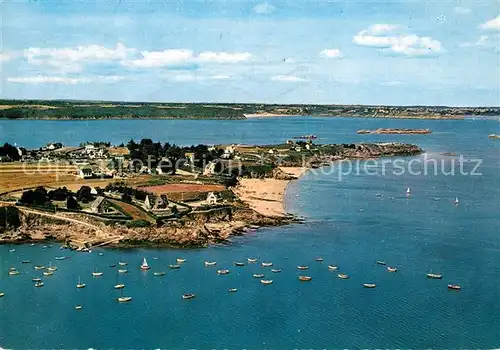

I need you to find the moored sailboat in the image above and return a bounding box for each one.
[76,276,86,288]
[363,283,376,288]
[298,276,312,281]
[140,257,150,270]
[204,261,216,266]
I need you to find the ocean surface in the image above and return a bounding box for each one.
[0,117,499,348]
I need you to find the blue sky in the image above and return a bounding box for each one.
[0,0,499,106]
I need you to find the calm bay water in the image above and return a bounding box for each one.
[0,117,499,348]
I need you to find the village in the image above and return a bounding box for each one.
[0,138,422,247]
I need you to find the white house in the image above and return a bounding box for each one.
[206,192,220,205]
[78,168,93,179]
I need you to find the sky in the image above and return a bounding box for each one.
[0,0,499,106]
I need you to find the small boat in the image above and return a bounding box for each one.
[338,273,350,279]
[260,280,273,285]
[9,248,15,253]
[0,292,4,297]
[298,276,312,281]
[228,288,238,293]
[176,258,186,263]
[32,277,42,282]
[376,261,386,265]
[182,293,196,300]
[234,262,245,267]
[297,266,308,270]
[387,267,398,272]
[217,269,230,275]
[253,274,264,278]
[117,296,132,303]
[75,305,83,310]
[9,267,16,271]
[114,284,125,289]
[448,284,461,290]
[22,260,31,264]
[9,270,20,276]
[406,187,411,196]
[76,276,86,289]
[169,264,181,269]
[426,273,443,279]
[140,257,150,270]
[453,197,459,205]
[363,283,376,288]
[261,262,273,267]
[54,256,66,261]
[153,272,166,276]
[99,253,103,256]
[43,271,53,276]
[271,269,282,273]
[315,257,324,262]
[92,272,103,277]
[109,264,117,268]
[47,262,57,272]
[30,243,35,246]
[204,261,217,266]
[328,265,338,271]
[34,282,44,287]
[118,269,128,274]
[34,265,45,270]
[247,258,258,263]
[118,262,128,266]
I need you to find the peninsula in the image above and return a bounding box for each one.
[1,99,498,120]
[0,140,422,248]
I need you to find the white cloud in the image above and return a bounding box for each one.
[253,3,275,14]
[380,81,404,86]
[460,35,499,51]
[7,75,124,84]
[210,75,232,80]
[320,49,342,59]
[454,6,471,15]
[198,52,252,63]
[125,49,193,68]
[25,43,131,66]
[271,75,307,82]
[164,73,233,82]
[480,15,500,30]
[353,24,444,56]
[124,50,252,67]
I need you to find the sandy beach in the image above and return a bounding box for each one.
[234,167,307,217]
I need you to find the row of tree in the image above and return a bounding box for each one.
[0,143,25,161]
[126,139,223,174]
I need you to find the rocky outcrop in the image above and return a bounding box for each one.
[357,128,431,134]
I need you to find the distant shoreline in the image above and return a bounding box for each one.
[1,100,497,120]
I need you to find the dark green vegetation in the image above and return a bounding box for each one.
[0,99,499,119]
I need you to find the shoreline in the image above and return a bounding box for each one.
[233,167,308,217]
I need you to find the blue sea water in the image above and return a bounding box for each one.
[0,117,499,348]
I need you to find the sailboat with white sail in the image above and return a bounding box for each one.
[140,257,150,270]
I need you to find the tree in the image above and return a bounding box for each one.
[66,196,80,210]
[76,186,93,203]
[48,187,71,201]
[165,145,184,174]
[0,206,21,230]
[121,193,132,202]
